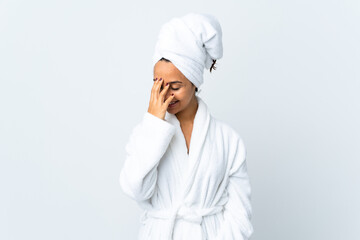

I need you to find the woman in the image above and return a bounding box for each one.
[119,12,253,240]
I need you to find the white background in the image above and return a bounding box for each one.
[1,0,359,239]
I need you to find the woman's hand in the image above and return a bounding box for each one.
[147,78,175,120]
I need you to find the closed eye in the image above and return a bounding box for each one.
[160,87,180,91]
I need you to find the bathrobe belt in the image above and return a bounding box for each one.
[140,204,224,240]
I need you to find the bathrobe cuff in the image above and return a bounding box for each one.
[141,111,177,153]
[142,111,176,138]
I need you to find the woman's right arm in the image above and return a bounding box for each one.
[119,77,176,201]
[119,111,176,201]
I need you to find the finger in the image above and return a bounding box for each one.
[164,94,175,106]
[154,77,163,98]
[159,83,170,100]
[150,78,158,100]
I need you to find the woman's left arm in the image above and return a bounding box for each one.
[215,137,254,240]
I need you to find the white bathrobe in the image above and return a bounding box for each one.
[119,96,253,240]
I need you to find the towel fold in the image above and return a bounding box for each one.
[152,12,223,88]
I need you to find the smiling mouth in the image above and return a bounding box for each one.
[168,100,179,107]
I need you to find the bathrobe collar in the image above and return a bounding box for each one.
[164,95,211,196]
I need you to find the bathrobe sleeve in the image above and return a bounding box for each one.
[119,111,176,201]
[215,136,254,240]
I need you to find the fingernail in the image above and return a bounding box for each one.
[155,78,158,80]
[166,83,169,86]
[171,93,174,96]
[159,78,162,81]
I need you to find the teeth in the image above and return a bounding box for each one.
[170,101,178,104]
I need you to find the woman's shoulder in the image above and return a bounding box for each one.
[210,114,244,141]
[210,115,247,165]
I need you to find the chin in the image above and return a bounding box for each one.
[167,107,181,115]
[167,108,177,114]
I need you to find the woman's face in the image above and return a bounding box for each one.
[153,60,196,115]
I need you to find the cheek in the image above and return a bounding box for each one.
[177,89,193,102]
[175,89,189,99]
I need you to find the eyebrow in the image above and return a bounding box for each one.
[153,79,183,84]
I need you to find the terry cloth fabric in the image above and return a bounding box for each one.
[119,95,254,240]
[152,12,223,88]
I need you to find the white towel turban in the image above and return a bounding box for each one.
[152,12,223,88]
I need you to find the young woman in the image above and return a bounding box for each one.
[119,13,253,240]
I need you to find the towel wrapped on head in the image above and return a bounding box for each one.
[152,12,223,88]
